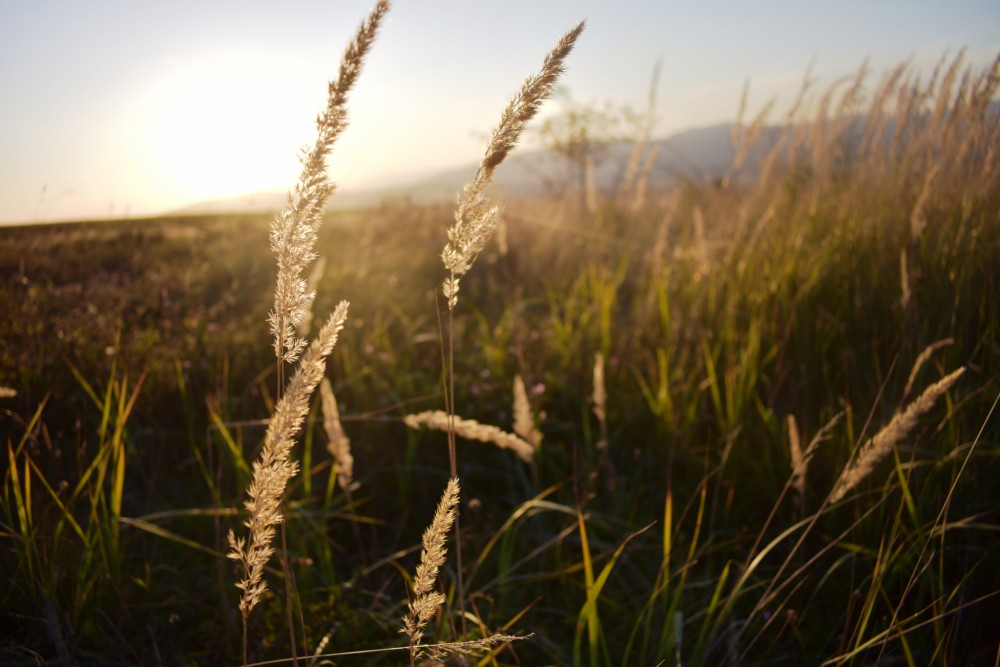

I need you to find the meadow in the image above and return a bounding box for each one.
[2,5,999,665]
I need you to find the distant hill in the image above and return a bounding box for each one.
[171,121,777,215]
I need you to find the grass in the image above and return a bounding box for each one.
[1,11,998,666]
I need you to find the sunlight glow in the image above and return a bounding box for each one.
[147,55,322,205]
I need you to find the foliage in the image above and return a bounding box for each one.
[1,51,999,665]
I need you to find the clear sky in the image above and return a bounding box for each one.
[1,0,997,224]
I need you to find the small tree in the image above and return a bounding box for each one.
[538,92,641,211]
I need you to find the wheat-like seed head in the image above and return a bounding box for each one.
[902,339,954,401]
[228,302,350,616]
[418,633,533,662]
[829,367,964,503]
[787,415,804,499]
[441,21,585,309]
[320,378,354,492]
[402,477,461,652]
[591,352,607,425]
[909,164,939,241]
[512,375,543,450]
[631,143,661,212]
[788,411,843,508]
[404,410,534,463]
[268,0,388,363]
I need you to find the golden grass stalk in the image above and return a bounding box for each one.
[513,375,542,450]
[630,142,661,213]
[829,367,964,503]
[269,0,388,368]
[591,352,607,425]
[441,20,585,309]
[404,410,534,463]
[788,411,842,509]
[435,633,531,652]
[402,477,461,660]
[909,164,938,242]
[241,6,386,662]
[591,351,616,488]
[902,338,954,401]
[693,205,708,271]
[585,154,599,213]
[227,301,349,617]
[732,98,776,179]
[320,378,353,492]
[899,248,911,310]
[649,194,677,278]
[622,59,661,210]
[787,415,803,500]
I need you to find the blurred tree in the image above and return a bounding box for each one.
[538,90,642,212]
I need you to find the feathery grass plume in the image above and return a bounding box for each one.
[829,367,964,503]
[630,142,661,213]
[228,302,349,614]
[909,164,938,241]
[899,248,911,310]
[788,411,842,509]
[496,216,509,256]
[591,351,616,489]
[620,59,660,207]
[228,303,348,667]
[320,378,353,492]
[404,410,534,463]
[591,352,607,426]
[402,477,461,661]
[584,154,599,213]
[857,60,909,164]
[418,633,532,658]
[269,0,388,368]
[693,205,708,272]
[787,415,804,501]
[0,387,16,398]
[512,375,542,450]
[649,194,678,278]
[441,20,585,309]
[731,79,749,162]
[247,6,386,662]
[732,97,776,179]
[902,338,954,401]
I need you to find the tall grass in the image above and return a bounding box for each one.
[0,18,997,667]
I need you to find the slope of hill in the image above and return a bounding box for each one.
[173,122,753,215]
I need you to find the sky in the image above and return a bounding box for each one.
[0,1,997,224]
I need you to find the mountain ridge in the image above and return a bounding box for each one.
[172,121,749,215]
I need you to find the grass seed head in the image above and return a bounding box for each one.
[442,21,585,309]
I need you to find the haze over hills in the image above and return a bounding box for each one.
[162,96,999,217]
[172,121,756,215]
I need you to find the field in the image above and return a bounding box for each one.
[2,17,1000,667]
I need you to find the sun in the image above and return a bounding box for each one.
[148,54,319,206]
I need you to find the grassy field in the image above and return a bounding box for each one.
[2,28,999,667]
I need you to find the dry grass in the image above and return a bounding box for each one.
[320,378,353,493]
[2,14,997,666]
[402,477,461,661]
[227,301,349,648]
[404,410,535,463]
[513,374,543,451]
[441,21,585,309]
[268,0,387,376]
[829,367,965,503]
[229,2,387,663]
